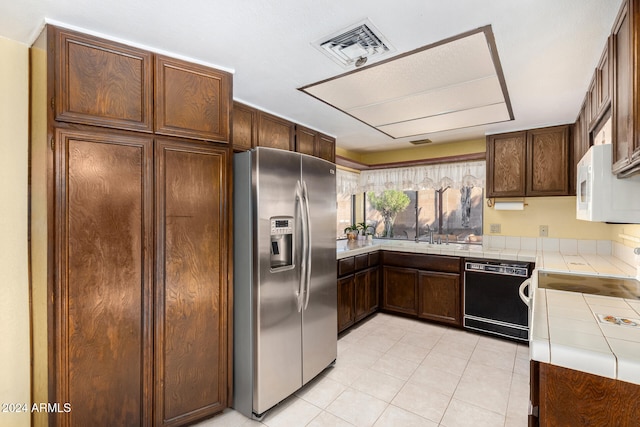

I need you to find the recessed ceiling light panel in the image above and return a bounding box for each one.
[301,26,514,140]
[313,18,395,68]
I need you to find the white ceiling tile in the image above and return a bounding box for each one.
[348,75,505,126]
[377,103,512,138]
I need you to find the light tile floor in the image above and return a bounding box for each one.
[196,313,530,427]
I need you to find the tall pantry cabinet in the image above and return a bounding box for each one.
[30,26,232,427]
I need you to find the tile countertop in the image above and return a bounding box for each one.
[338,238,640,385]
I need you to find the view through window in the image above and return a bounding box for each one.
[364,187,483,243]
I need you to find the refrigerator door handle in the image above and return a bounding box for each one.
[296,180,307,313]
[302,180,312,310]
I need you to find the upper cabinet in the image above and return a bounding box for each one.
[53,27,154,132]
[611,0,640,177]
[588,40,611,128]
[232,102,336,162]
[155,55,231,142]
[487,125,570,197]
[257,111,295,150]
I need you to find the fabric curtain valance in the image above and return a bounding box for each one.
[359,160,486,194]
[336,168,360,198]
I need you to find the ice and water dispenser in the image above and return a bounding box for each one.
[270,217,293,269]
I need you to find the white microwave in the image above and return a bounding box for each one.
[576,144,640,223]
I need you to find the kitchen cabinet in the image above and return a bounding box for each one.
[52,26,154,132]
[529,361,640,426]
[588,39,611,129]
[417,271,461,326]
[611,0,640,177]
[232,101,257,152]
[294,125,336,162]
[571,100,590,195]
[381,251,462,325]
[486,125,571,197]
[257,110,295,151]
[336,252,380,333]
[154,55,232,143]
[30,25,231,427]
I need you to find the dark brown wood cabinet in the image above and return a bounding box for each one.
[337,252,380,333]
[52,26,154,132]
[154,139,229,426]
[611,0,640,177]
[154,56,231,143]
[231,102,257,151]
[417,271,461,326]
[382,266,418,316]
[53,128,155,427]
[295,125,317,156]
[381,251,462,326]
[588,40,611,129]
[571,100,590,195]
[316,133,336,162]
[257,110,295,150]
[530,361,640,426]
[31,25,232,427]
[487,125,570,197]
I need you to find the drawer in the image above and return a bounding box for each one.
[382,251,460,273]
[369,251,380,267]
[338,257,355,277]
[355,254,369,271]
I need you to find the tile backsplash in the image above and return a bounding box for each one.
[485,235,640,278]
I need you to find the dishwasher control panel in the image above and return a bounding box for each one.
[464,261,529,277]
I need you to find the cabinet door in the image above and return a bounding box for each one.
[296,125,316,156]
[368,267,380,314]
[257,111,294,151]
[155,139,229,425]
[354,270,369,322]
[52,26,153,132]
[612,0,633,173]
[417,271,461,326]
[232,102,257,152]
[155,55,232,143]
[337,276,355,332]
[486,132,527,197]
[571,102,589,195]
[382,266,418,316]
[54,128,154,426]
[316,133,336,162]
[526,126,570,196]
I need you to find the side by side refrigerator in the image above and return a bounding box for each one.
[233,147,337,419]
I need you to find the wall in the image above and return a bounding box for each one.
[484,196,613,239]
[0,36,30,427]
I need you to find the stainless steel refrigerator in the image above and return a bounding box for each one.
[233,147,337,419]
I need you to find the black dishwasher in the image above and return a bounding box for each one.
[463,259,533,343]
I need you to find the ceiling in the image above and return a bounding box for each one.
[0,0,623,153]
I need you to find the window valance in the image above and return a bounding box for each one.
[359,160,486,194]
[336,168,360,198]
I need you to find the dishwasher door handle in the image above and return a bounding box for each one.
[518,278,532,307]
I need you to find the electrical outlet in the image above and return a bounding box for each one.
[490,223,501,234]
[539,225,549,237]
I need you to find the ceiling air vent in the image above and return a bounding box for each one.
[410,138,433,145]
[313,19,395,68]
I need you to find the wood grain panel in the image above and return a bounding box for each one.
[382,266,418,316]
[53,26,153,132]
[316,133,336,162]
[337,276,355,332]
[417,272,461,326]
[55,128,153,426]
[257,111,294,150]
[295,125,316,156]
[154,138,228,426]
[538,362,640,426]
[527,126,569,196]
[354,271,369,322]
[381,251,460,273]
[155,56,231,142]
[612,1,632,170]
[486,132,526,197]
[232,102,256,152]
[367,268,379,313]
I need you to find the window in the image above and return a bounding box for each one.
[336,194,355,239]
[364,186,483,243]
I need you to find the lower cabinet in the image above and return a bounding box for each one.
[530,361,640,426]
[337,253,380,333]
[417,271,461,326]
[382,266,418,316]
[381,252,462,326]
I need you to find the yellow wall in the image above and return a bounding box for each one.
[0,36,30,427]
[483,196,614,239]
[360,139,485,165]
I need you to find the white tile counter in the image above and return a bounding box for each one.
[530,288,640,385]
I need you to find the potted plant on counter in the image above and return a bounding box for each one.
[357,222,374,241]
[343,224,359,241]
